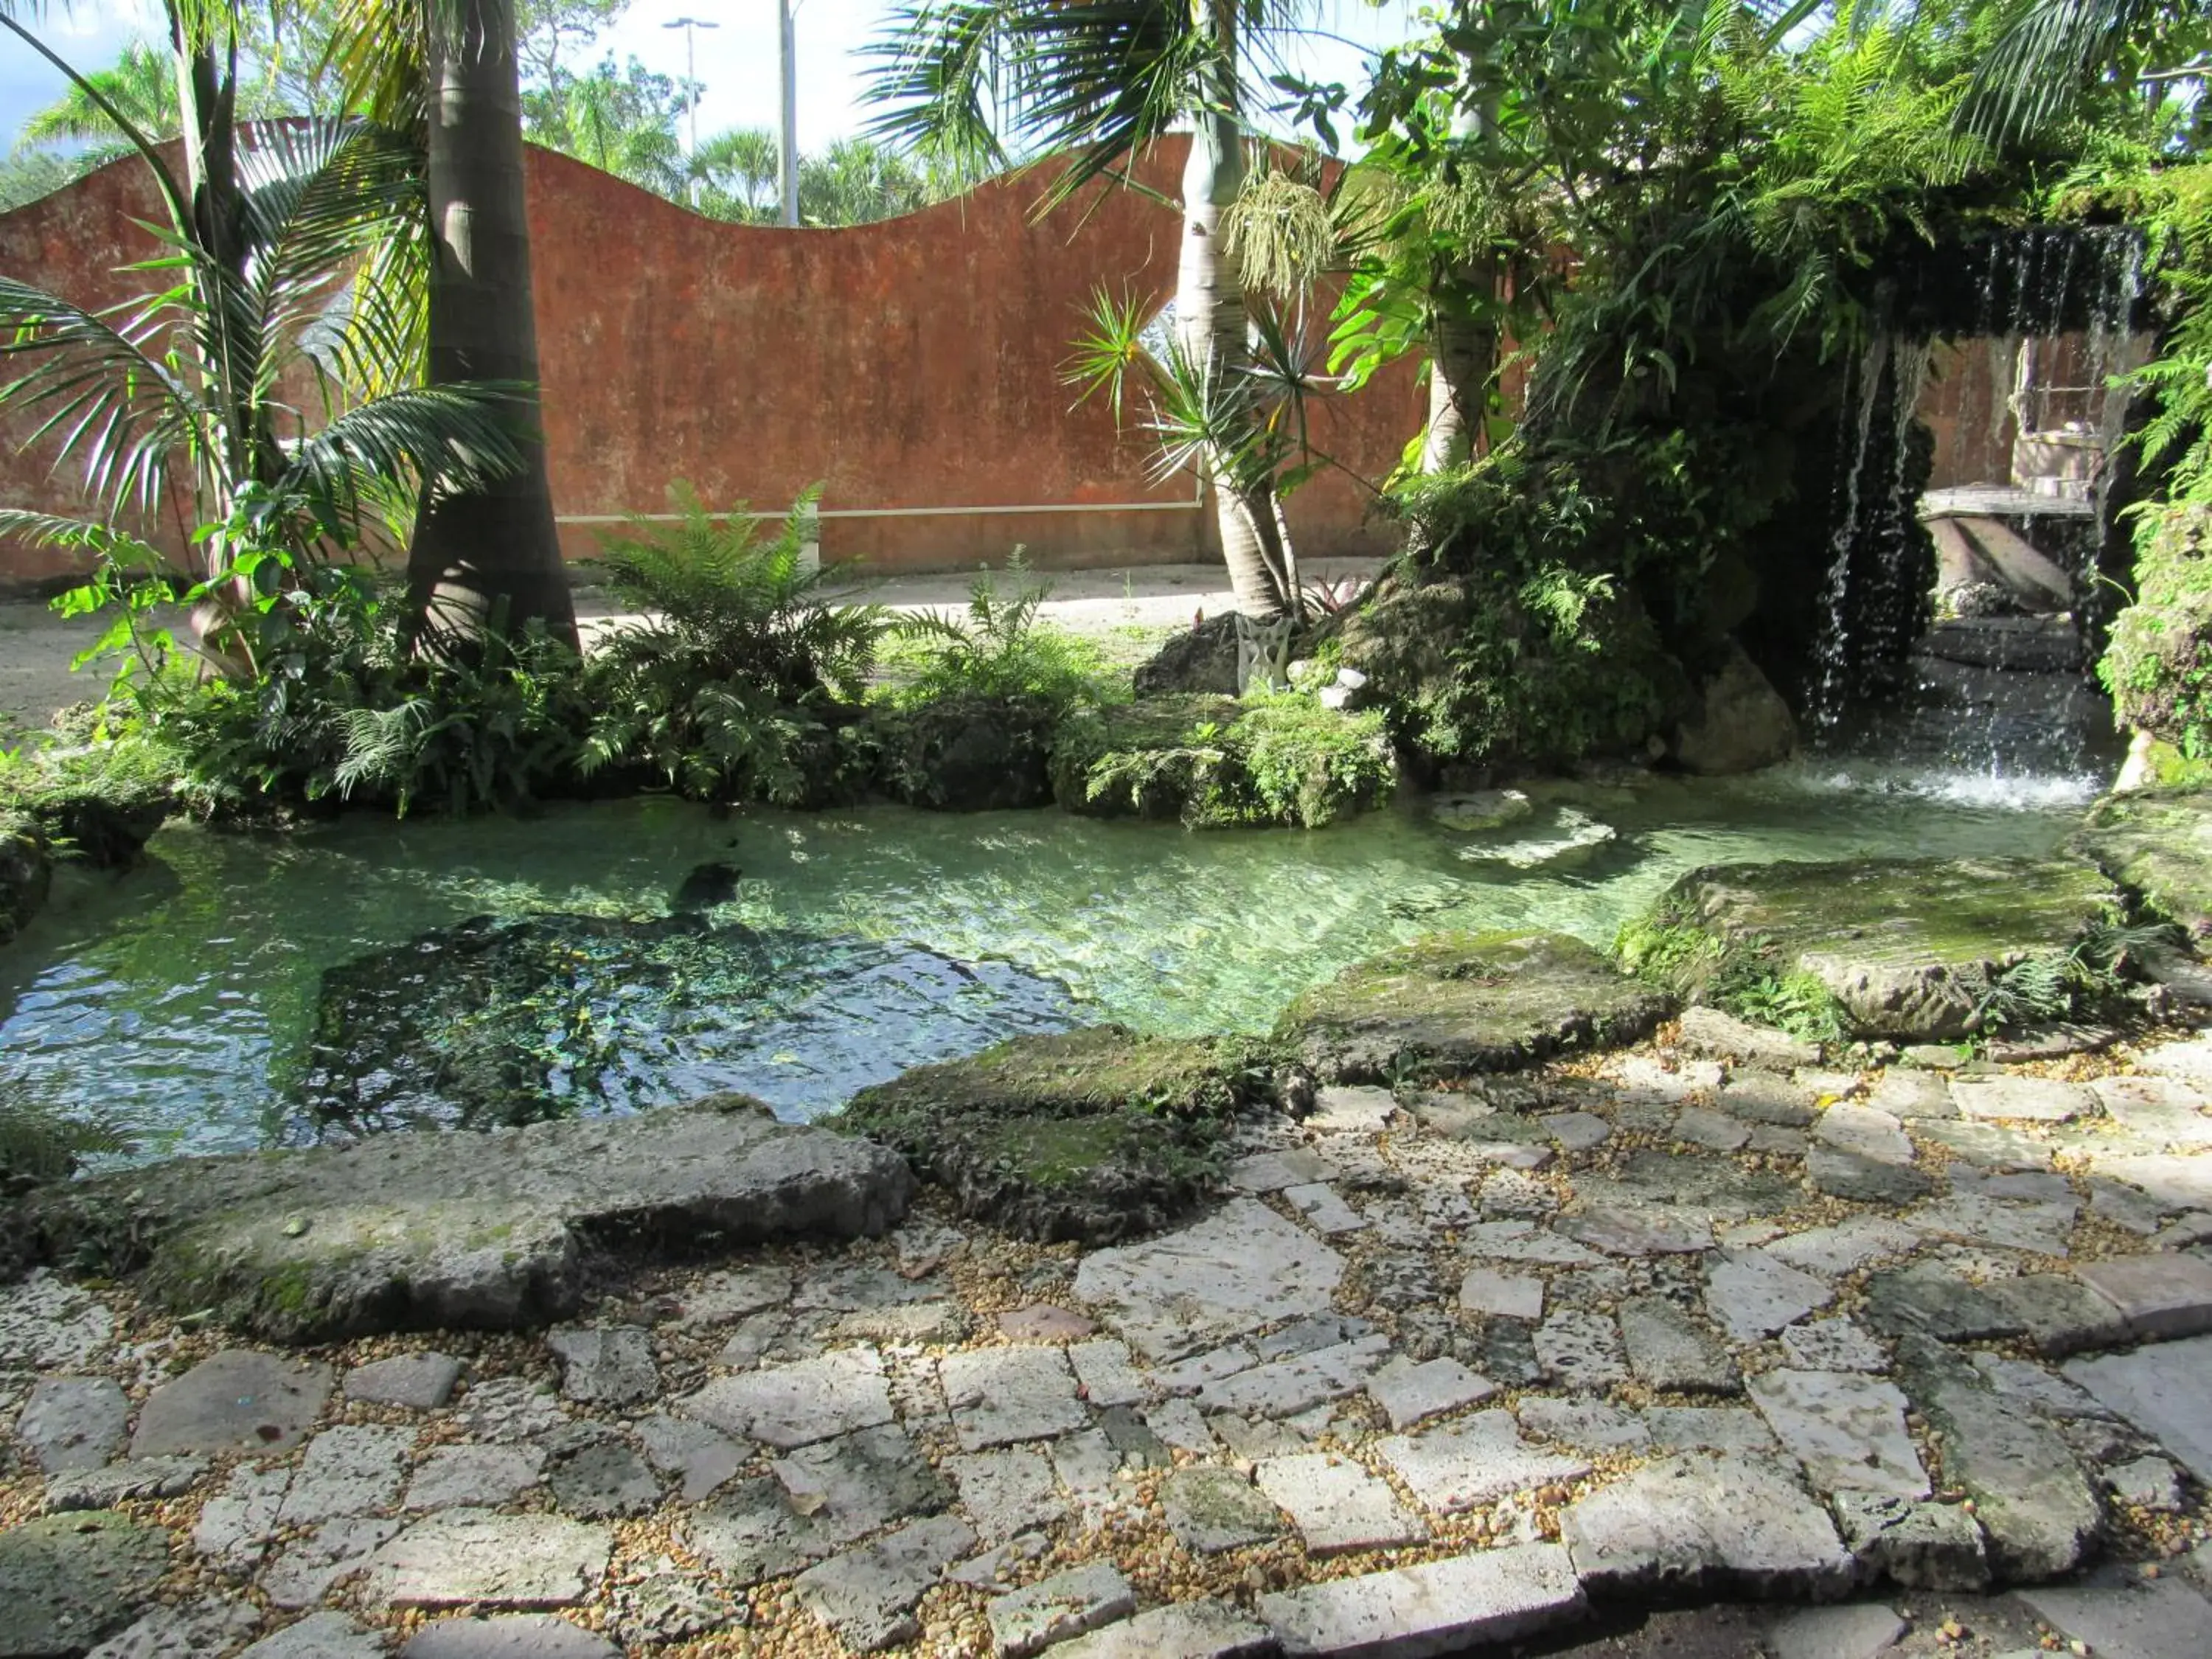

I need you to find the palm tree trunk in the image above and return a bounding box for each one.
[406,0,578,651]
[1419,279,1497,474]
[1176,1,1291,621]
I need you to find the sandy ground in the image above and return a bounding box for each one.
[0,559,1388,741]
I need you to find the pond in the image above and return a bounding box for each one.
[0,733,2111,1164]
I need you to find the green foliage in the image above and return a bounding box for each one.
[1975,920,2180,1028]
[888,555,1121,714]
[0,1096,137,1195]
[1712,966,1849,1044]
[1618,913,1846,1040]
[0,727,178,863]
[1614,918,1722,985]
[2101,503,2212,755]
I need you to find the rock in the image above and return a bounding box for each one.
[1543,1111,1612,1151]
[2017,1578,2212,1659]
[2105,1454,2185,1512]
[1366,1357,1496,1430]
[1197,1337,1391,1419]
[1951,1077,2093,1122]
[997,1304,1096,1343]
[1672,1107,1749,1152]
[2094,1152,2212,1211]
[1517,1397,1652,1453]
[1557,1204,1713,1256]
[1256,1454,1427,1555]
[1619,1298,1739,1394]
[1806,1148,1934,1203]
[2072,786,2212,938]
[1458,1267,1543,1322]
[1534,1312,1628,1390]
[544,1328,655,1405]
[234,1615,386,1659]
[1672,642,1797,775]
[1677,1006,1820,1068]
[1430,788,1535,831]
[1257,1543,1587,1657]
[2091,1076,2212,1149]
[279,1425,413,1523]
[1072,1197,1344,1363]
[1813,1105,1915,1164]
[1644,1407,1777,1455]
[192,1464,291,1568]
[32,1099,913,1342]
[1281,1183,1366,1237]
[946,1450,1065,1544]
[684,1478,835,1587]
[1622,856,2118,1040]
[2065,1335,2212,1483]
[344,1354,463,1411]
[1865,1265,2024,1342]
[1307,1086,1398,1133]
[1067,1339,1150,1409]
[1868,1070,1956,1119]
[1705,1251,1836,1342]
[1779,1318,1885,1373]
[1052,1601,1274,1659]
[543,1431,660,1520]
[1561,1452,1852,1599]
[1830,1492,1989,1590]
[1985,1273,2129,1357]
[451,1379,565,1444]
[1719,1071,1820,1125]
[131,1352,330,1458]
[1915,1180,2079,1257]
[0,1512,169,1658]
[1161,1468,1285,1553]
[1377,1411,1590,1513]
[987,1564,1136,1659]
[791,1514,974,1653]
[1746,1370,1929,1498]
[262,1517,405,1609]
[2074,1253,2212,1341]
[633,1414,742,1504]
[1969,1352,2111,1420]
[404,1446,544,1512]
[1132,615,1240,696]
[45,1458,206,1514]
[1918,1118,2053,1171]
[83,1599,260,1659]
[1276,931,1672,1085]
[15,1379,128,1475]
[868,689,1057,811]
[400,1616,618,1658]
[1767,1603,1907,1659]
[940,1346,1089,1449]
[681,1346,893,1449]
[361,1510,612,1609]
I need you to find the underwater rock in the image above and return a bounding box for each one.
[1452,807,1618,872]
[1428,790,1533,831]
[832,1027,1271,1245]
[1623,856,2120,1041]
[866,692,1057,812]
[2071,787,2212,939]
[1669,643,1797,777]
[297,911,1082,1137]
[1276,931,1674,1085]
[24,1096,914,1343]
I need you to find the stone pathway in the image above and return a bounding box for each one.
[5,1017,2212,1657]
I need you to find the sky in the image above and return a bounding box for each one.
[1,1,1422,156]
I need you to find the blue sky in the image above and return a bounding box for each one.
[2,1,1421,155]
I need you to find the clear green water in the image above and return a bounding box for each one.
[0,756,2099,1161]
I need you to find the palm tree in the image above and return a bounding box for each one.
[18,38,179,143]
[1962,0,2209,142]
[865,0,1317,619]
[689,126,782,221]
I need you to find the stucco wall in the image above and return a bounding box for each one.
[0,136,1419,591]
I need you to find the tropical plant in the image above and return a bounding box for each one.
[523,52,689,198]
[0,1094,138,1194]
[891,552,1118,711]
[1961,0,2211,145]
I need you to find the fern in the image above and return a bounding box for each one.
[1,1096,138,1193]
[889,552,1119,714]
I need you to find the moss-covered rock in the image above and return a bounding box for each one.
[865,690,1057,811]
[1049,693,1395,829]
[0,809,50,946]
[1132,614,1241,696]
[1618,857,2121,1040]
[2072,787,2212,938]
[1276,931,1674,1083]
[830,1026,1273,1243]
[2099,501,2212,756]
[1,731,175,866]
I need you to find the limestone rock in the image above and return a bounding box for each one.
[0,1511,169,1658]
[1561,1452,1853,1599]
[1377,1411,1590,1513]
[131,1352,331,1458]
[790,1514,974,1654]
[1830,1492,1989,1590]
[15,1379,128,1475]
[1672,643,1797,776]
[1052,1601,1273,1659]
[2071,787,2212,938]
[2065,1335,2212,1484]
[400,1616,618,1658]
[1072,1198,1344,1363]
[1161,1468,1286,1553]
[344,1354,463,1411]
[986,1564,1135,1659]
[1677,1006,1820,1069]
[1257,1544,1586,1657]
[682,1349,893,1450]
[1619,1298,1739,1394]
[361,1509,612,1609]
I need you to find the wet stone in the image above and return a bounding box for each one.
[1747,1370,1929,1499]
[2074,1252,2212,1341]
[1705,1251,1835,1342]
[791,1514,974,1654]
[633,1412,743,1503]
[1780,1318,1886,1373]
[1534,1311,1628,1389]
[131,1351,332,1459]
[1460,1267,1544,1323]
[1072,1198,1345,1362]
[941,1346,1087,1449]
[1559,1451,1854,1599]
[279,1425,414,1523]
[1377,1411,1591,1512]
[1162,1467,1286,1554]
[543,1430,661,1520]
[1952,1077,2093,1122]
[1806,1147,1934,1203]
[1830,1492,1989,1591]
[946,1449,1065,1543]
[405,1444,544,1512]
[1256,1454,1427,1555]
[344,1354,463,1411]
[1257,1544,1587,1659]
[400,1615,620,1658]
[682,1347,893,1450]
[1673,1107,1750,1152]
[546,1327,656,1405]
[364,1509,613,1610]
[1366,1356,1495,1430]
[0,1511,170,1658]
[987,1564,1136,1659]
[771,1425,949,1543]
[15,1377,128,1475]
[1620,1297,1739,1394]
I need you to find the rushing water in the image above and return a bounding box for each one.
[0,757,2109,1163]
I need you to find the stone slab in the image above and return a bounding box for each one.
[0,1511,169,1659]
[405,1445,544,1512]
[545,1327,656,1405]
[682,1346,893,1449]
[1747,1370,1928,1499]
[1559,1452,1854,1599]
[1052,1601,1274,1659]
[1951,1078,2093,1121]
[400,1616,619,1658]
[130,1351,332,1458]
[1282,1183,1366,1236]
[1767,1602,1907,1659]
[344,1354,463,1411]
[1228,1150,1332,1193]
[2074,1254,2212,1342]
[1256,1454,1427,1555]
[940,1346,1087,1449]
[1533,1312,1627,1390]
[46,1455,208,1512]
[1366,1357,1496,1430]
[1161,1468,1286,1553]
[83,1599,260,1659]
[1072,1198,1346,1362]
[279,1425,414,1524]
[792,1514,974,1654]
[235,1615,386,1659]
[1814,1105,1915,1164]
[1831,1492,1989,1591]
[986,1564,1135,1659]
[2017,1577,2212,1659]
[1377,1412,1590,1513]
[2093,1154,2212,1212]
[771,1425,948,1543]
[1258,1543,1587,1658]
[1458,1268,1543,1322]
[947,1449,1065,1544]
[363,1509,612,1609]
[2065,1335,2212,1483]
[15,1377,128,1475]
[1706,1253,1835,1342]
[1067,1339,1150,1409]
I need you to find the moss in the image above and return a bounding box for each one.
[829,1026,1273,1243]
[2101,503,2212,755]
[863,689,1058,811]
[2071,786,2212,938]
[0,731,175,866]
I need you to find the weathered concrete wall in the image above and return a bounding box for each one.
[0,137,1417,591]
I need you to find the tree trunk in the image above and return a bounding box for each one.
[1419,274,1498,474]
[407,0,578,651]
[1176,1,1292,621]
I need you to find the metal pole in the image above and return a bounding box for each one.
[662,16,720,208]
[777,0,799,226]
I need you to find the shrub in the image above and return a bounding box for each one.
[888,554,1121,714]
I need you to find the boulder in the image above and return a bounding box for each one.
[1619,856,2119,1040]
[2071,787,2212,939]
[832,1027,1270,1244]
[866,692,1057,812]
[1670,643,1798,776]
[0,1510,169,1657]
[1277,931,1674,1084]
[1131,615,1241,697]
[24,1096,914,1343]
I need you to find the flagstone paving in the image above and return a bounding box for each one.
[4,1026,2212,1656]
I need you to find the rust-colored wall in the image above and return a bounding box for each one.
[0,137,1418,590]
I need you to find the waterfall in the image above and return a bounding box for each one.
[1807,333,1893,737]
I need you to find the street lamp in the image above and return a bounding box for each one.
[662,14,720,203]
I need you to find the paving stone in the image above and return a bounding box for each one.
[1255,1315,1377,1361]
[262,1517,406,1608]
[941,1346,1088,1449]
[682,1346,893,1449]
[1830,1492,1989,1590]
[2074,1253,2212,1341]
[632,1412,742,1503]
[947,1449,1065,1543]
[1747,1370,1928,1498]
[791,1514,974,1654]
[1257,1542,1586,1658]
[84,1598,261,1659]
[193,1463,293,1568]
[683,1478,836,1587]
[1985,1273,2130,1356]
[1678,1006,1820,1068]
[2017,1578,2212,1659]
[1763,1217,1922,1276]
[15,1377,128,1474]
[1969,1352,2111,1420]
[2137,1037,2212,1081]
[278,1425,414,1523]
[1533,1310,1627,1389]
[1196,1336,1390,1419]
[793,1263,945,1313]
[1228,1150,1333,1193]
[0,1275,114,1371]
[1458,1267,1543,1322]
[1814,1104,1915,1164]
[945,1531,1051,1591]
[543,1430,661,1520]
[1051,1599,1274,1659]
[1952,1077,2093,1121]
[543,1327,656,1405]
[1366,1357,1495,1430]
[1256,1453,1427,1554]
[1780,1318,1885,1372]
[1644,1407,1777,1455]
[46,1455,209,1512]
[1476,1168,1558,1219]
[400,1615,619,1658]
[451,1378,566,1444]
[678,1265,794,1326]
[1377,1411,1590,1512]
[1543,1112,1612,1151]
[771,1424,949,1543]
[1705,1251,1835,1342]
[1747,1124,1809,1155]
[344,1354,464,1411]
[1914,1189,2079,1257]
[1557,1205,1712,1256]
[0,1510,170,1658]
[1281,1183,1366,1237]
[1517,1396,1652,1452]
[1309,1086,1399,1133]
[1162,1467,1286,1553]
[362,1509,612,1609]
[2105,1454,2185,1512]
[1155,1344,1259,1395]
[832,1300,970,1345]
[1121,1403,1192,1461]
[1461,1220,1604,1265]
[236,1613,387,1659]
[1067,1338,1150,1408]
[1211,1411,1309,1460]
[987,1563,1137,1658]
[1617,1056,1724,1099]
[1046,1430,1127,1522]
[1767,1602,1906,1659]
[2092,1076,2212,1149]
[1467,1136,1555,1172]
[2065,1335,2212,1483]
[2093,1153,2212,1211]
[1918,1119,2052,1170]
[1559,1451,1854,1599]
[131,1351,332,1458]
[1672,1107,1750,1152]
[1865,1264,2025,1342]
[1073,1198,1345,1361]
[1719,1072,1819,1126]
[404,1444,544,1512]
[1868,1069,1957,1119]
[2093,1178,2174,1235]
[995,1304,1096,1343]
[1806,1147,1934,1203]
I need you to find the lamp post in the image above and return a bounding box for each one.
[662,14,720,204]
